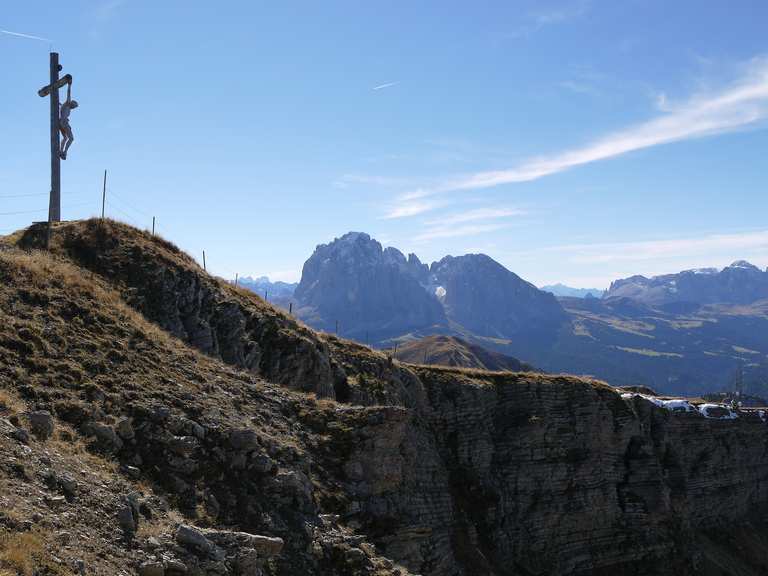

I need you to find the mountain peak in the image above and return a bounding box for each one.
[726,260,760,271]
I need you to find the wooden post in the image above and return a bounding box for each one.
[101,170,107,220]
[289,302,293,315]
[48,53,61,223]
[152,216,155,236]
[202,250,206,271]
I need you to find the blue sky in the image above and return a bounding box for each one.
[2,1,768,288]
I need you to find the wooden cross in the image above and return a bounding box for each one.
[37,52,72,223]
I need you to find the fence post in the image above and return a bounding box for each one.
[152,216,155,236]
[101,170,107,220]
[202,250,206,271]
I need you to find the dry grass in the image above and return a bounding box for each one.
[0,389,24,417]
[0,530,72,576]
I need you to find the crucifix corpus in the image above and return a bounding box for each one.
[38,52,78,223]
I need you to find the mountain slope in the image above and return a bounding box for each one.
[3,219,768,575]
[396,335,535,372]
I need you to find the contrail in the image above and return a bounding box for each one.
[372,81,399,91]
[1,29,52,43]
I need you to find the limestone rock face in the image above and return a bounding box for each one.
[338,370,768,575]
[430,254,567,343]
[294,232,447,340]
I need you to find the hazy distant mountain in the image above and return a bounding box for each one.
[237,276,297,299]
[293,232,447,339]
[542,283,604,299]
[430,254,567,343]
[396,335,535,372]
[605,261,768,307]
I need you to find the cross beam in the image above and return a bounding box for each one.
[37,53,69,223]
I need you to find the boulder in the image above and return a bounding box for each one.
[175,524,213,556]
[28,410,54,440]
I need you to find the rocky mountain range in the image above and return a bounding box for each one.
[605,260,768,307]
[236,276,297,299]
[3,218,768,575]
[264,232,768,396]
[541,283,604,299]
[289,232,566,351]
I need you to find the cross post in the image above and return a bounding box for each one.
[37,52,71,223]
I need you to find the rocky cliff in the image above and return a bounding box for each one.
[2,219,768,576]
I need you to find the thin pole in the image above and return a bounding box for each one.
[48,52,61,223]
[101,170,107,220]
[335,320,339,335]
[264,290,268,302]
[152,216,155,236]
[202,250,206,271]
[289,302,293,315]
[234,273,238,286]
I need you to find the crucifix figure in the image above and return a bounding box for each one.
[59,81,78,160]
[37,52,74,223]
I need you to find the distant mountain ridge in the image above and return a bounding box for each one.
[542,283,604,299]
[605,261,768,306]
[237,275,297,298]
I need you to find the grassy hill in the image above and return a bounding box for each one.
[394,335,535,372]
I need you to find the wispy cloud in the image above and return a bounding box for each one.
[0,29,51,43]
[507,0,590,39]
[424,207,526,226]
[89,0,127,39]
[413,223,508,243]
[413,206,524,242]
[372,81,399,91]
[382,198,437,219]
[441,56,768,192]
